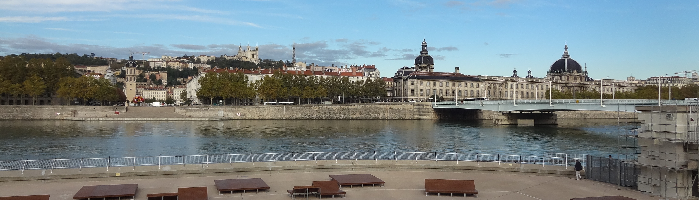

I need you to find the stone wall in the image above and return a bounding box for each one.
[175,103,437,120]
[0,105,124,120]
[0,104,639,120]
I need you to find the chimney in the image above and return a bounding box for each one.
[455,67,460,74]
[352,66,356,76]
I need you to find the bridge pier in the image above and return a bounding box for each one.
[493,112,557,125]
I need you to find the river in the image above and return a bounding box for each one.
[0,119,639,161]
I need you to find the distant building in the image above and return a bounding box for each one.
[223,44,260,64]
[388,41,684,102]
[141,86,167,101]
[124,56,139,103]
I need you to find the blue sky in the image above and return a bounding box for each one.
[0,0,697,80]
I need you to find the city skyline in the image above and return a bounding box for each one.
[0,0,697,80]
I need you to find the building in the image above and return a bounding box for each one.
[545,44,591,92]
[392,40,550,102]
[141,86,167,101]
[223,44,260,64]
[389,41,676,102]
[636,105,698,198]
[124,56,139,103]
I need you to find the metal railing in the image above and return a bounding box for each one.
[585,155,639,188]
[443,99,692,105]
[0,151,589,172]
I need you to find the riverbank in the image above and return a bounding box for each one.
[0,160,661,200]
[0,104,638,120]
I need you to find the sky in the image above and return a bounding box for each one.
[0,0,697,80]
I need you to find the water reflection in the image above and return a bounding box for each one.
[0,119,638,161]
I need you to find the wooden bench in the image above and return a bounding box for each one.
[286,186,320,199]
[147,187,207,200]
[0,195,50,200]
[425,179,478,197]
[312,180,346,198]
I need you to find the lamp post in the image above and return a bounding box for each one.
[666,74,671,100]
[549,81,552,106]
[658,75,661,106]
[600,79,603,106]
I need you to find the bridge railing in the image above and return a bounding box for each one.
[452,99,689,105]
[0,151,592,172]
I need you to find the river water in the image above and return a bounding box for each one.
[0,119,639,161]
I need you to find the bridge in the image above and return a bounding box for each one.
[432,99,697,125]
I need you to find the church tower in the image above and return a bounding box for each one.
[414,39,435,72]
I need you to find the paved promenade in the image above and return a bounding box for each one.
[0,160,664,200]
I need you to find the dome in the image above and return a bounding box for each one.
[549,58,582,73]
[415,55,434,66]
[549,44,583,73]
[414,39,434,71]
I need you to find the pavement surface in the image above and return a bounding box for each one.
[0,161,664,200]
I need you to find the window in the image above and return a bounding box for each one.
[411,81,414,86]
[410,89,415,96]
[439,82,443,87]
[458,90,462,96]
[476,91,480,97]
[470,90,473,97]
[445,89,449,95]
[439,89,443,95]
[521,91,524,97]
[433,82,436,87]
[458,83,462,87]
[432,89,436,95]
[476,83,479,88]
[420,89,424,96]
[452,83,455,87]
[510,84,513,89]
[420,81,423,86]
[470,83,473,88]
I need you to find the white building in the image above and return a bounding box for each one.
[141,87,167,101]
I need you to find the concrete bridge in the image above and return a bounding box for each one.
[432,99,697,125]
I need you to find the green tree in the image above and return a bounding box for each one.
[257,75,282,103]
[179,90,188,103]
[22,75,46,105]
[197,72,220,105]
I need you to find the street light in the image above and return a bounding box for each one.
[666,74,671,100]
[549,81,552,106]
[600,78,603,106]
[658,75,661,106]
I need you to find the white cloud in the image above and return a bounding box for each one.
[0,36,394,67]
[0,16,69,23]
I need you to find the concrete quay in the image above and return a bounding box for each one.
[0,160,666,200]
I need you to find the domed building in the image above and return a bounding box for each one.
[415,39,434,72]
[545,45,591,92]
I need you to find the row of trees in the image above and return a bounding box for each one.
[206,58,284,70]
[547,85,699,99]
[197,71,386,105]
[0,55,125,105]
[9,53,109,66]
[56,76,126,105]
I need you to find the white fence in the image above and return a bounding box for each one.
[0,152,590,171]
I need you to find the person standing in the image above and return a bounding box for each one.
[575,160,583,180]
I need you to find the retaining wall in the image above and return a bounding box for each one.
[0,104,637,120]
[175,103,437,120]
[0,105,124,120]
